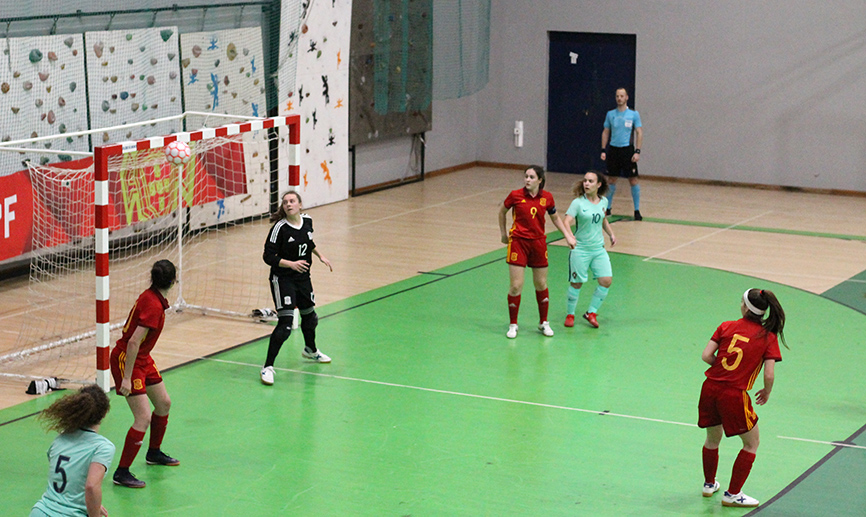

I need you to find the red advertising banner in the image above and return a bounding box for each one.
[0,170,36,262]
[0,139,247,263]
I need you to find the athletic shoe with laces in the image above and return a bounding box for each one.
[538,321,554,337]
[302,348,331,363]
[261,366,274,385]
[113,468,146,488]
[145,449,180,466]
[583,312,599,328]
[506,324,518,339]
[722,490,759,507]
[634,210,643,221]
[702,480,720,497]
[564,314,575,327]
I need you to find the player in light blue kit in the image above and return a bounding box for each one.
[563,171,617,328]
[601,87,643,220]
[31,385,115,517]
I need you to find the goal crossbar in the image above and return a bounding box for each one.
[92,114,301,391]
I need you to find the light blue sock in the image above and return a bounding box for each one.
[566,285,581,315]
[608,183,617,208]
[587,285,610,314]
[631,184,640,211]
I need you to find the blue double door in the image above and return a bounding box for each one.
[547,32,636,174]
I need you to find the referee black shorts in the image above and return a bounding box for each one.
[605,145,639,178]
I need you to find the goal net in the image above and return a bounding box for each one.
[0,114,300,389]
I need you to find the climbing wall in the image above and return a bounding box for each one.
[279,0,351,208]
[0,34,89,175]
[84,27,183,145]
[180,28,271,224]
[179,27,267,130]
[348,0,433,145]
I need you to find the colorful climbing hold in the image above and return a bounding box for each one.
[29,49,43,63]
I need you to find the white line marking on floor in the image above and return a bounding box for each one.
[177,353,698,428]
[643,211,774,262]
[777,436,866,450]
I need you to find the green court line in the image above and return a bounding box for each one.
[615,215,866,241]
[821,268,866,315]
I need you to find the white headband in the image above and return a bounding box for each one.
[743,289,765,315]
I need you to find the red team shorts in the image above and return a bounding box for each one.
[507,236,549,268]
[110,346,163,396]
[698,378,758,437]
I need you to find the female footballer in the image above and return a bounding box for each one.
[110,259,180,489]
[562,171,616,329]
[698,288,787,508]
[498,165,575,339]
[261,191,333,386]
[31,385,114,517]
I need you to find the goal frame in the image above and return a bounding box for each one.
[92,114,301,391]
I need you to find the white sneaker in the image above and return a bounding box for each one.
[538,321,554,337]
[506,324,518,338]
[302,348,331,363]
[722,490,759,507]
[260,366,274,385]
[702,480,720,497]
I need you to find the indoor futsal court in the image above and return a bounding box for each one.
[2,167,866,515]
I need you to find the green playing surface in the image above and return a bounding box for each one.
[4,246,865,516]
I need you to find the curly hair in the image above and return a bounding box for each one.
[39,384,110,434]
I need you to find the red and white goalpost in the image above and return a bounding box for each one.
[0,114,300,391]
[93,115,300,390]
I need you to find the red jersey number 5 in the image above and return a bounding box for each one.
[721,334,748,371]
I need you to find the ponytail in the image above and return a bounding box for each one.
[744,288,788,348]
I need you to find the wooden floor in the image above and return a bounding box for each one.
[1,166,864,409]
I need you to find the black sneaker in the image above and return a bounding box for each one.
[146,449,180,466]
[633,210,643,221]
[605,208,611,216]
[113,468,146,488]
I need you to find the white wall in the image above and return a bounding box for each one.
[475,0,866,191]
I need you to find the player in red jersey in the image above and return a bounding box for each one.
[109,259,179,489]
[498,166,575,338]
[697,288,787,508]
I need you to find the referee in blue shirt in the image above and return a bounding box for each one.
[600,87,644,220]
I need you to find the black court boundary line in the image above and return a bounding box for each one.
[745,422,866,515]
[0,410,42,428]
[0,254,508,427]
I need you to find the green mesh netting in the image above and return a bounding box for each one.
[432,0,490,100]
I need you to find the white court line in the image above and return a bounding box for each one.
[631,260,866,286]
[332,188,502,233]
[160,351,866,450]
[643,211,774,262]
[156,351,697,428]
[778,436,866,450]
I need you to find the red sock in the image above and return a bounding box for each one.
[150,413,169,450]
[536,288,549,323]
[702,446,719,484]
[119,428,146,469]
[507,294,521,324]
[728,449,756,494]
